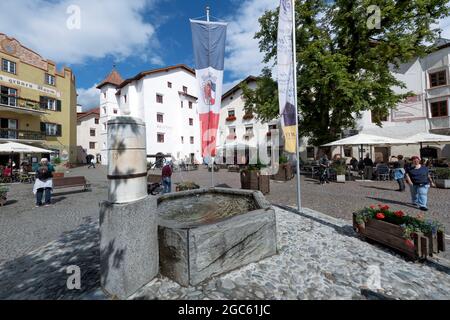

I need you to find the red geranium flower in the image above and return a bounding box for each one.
[394,211,405,218]
[370,205,376,209]
[376,213,385,219]
[405,239,415,248]
[378,204,389,210]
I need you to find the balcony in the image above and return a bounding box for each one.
[0,94,48,116]
[429,116,450,130]
[0,128,46,142]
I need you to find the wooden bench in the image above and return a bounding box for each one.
[52,176,90,191]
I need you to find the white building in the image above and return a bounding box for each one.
[97,65,201,165]
[76,107,101,163]
[304,38,450,162]
[218,76,283,164]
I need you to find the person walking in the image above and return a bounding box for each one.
[88,157,96,169]
[363,153,374,180]
[393,162,406,192]
[319,154,330,184]
[405,155,435,211]
[33,158,55,207]
[161,161,173,194]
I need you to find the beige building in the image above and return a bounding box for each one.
[0,33,77,164]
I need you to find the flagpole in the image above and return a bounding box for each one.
[206,5,215,187]
[291,0,302,211]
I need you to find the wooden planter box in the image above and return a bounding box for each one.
[240,170,270,194]
[271,163,294,181]
[435,179,450,189]
[353,212,445,260]
[53,172,65,178]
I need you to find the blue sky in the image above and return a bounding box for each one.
[0,0,277,110]
[1,0,450,110]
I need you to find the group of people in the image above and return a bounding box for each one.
[318,153,436,211]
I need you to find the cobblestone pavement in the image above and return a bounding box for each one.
[0,207,448,300]
[1,165,449,264]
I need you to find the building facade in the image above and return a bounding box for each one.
[219,76,283,164]
[98,65,202,165]
[303,39,450,162]
[76,107,101,164]
[0,33,77,164]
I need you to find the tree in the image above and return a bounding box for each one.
[242,0,450,146]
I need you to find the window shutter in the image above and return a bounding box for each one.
[40,96,47,109]
[40,122,46,133]
[56,100,62,111]
[57,124,62,137]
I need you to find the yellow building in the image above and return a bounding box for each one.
[0,33,77,164]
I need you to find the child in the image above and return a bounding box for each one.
[393,162,405,192]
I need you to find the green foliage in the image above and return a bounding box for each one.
[279,155,288,164]
[355,204,444,240]
[243,0,450,146]
[52,157,61,165]
[435,167,450,179]
[332,163,347,175]
[175,181,200,191]
[0,185,8,197]
[247,158,266,171]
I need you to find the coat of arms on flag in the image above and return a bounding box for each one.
[202,75,217,106]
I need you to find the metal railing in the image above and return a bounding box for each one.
[0,128,46,141]
[0,94,43,111]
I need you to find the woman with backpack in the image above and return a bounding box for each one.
[33,158,55,207]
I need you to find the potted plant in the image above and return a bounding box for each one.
[243,113,254,120]
[434,168,450,189]
[240,159,270,194]
[0,185,9,206]
[333,163,347,183]
[225,115,237,122]
[353,204,445,260]
[271,155,294,181]
[175,181,200,192]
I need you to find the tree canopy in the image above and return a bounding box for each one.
[242,0,450,146]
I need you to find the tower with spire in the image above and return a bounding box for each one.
[97,66,124,165]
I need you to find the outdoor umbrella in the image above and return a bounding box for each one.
[404,132,450,149]
[0,142,53,153]
[322,133,409,160]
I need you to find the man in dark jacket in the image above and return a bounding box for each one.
[161,162,173,194]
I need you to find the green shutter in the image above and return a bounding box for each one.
[40,96,47,109]
[56,124,62,137]
[56,100,62,111]
[40,122,46,133]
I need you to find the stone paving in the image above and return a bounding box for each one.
[0,165,449,299]
[0,206,448,300]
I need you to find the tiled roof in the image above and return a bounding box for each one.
[222,75,258,100]
[96,69,124,89]
[77,107,100,121]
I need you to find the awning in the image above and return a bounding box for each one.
[0,142,54,153]
[405,132,450,144]
[322,133,409,147]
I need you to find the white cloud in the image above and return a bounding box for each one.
[0,0,161,65]
[77,85,99,111]
[225,0,277,81]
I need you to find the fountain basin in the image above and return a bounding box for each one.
[157,188,277,286]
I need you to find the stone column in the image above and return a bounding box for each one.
[100,116,158,299]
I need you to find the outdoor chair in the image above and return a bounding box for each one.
[376,165,390,181]
[19,173,32,184]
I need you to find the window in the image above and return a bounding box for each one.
[429,70,447,88]
[306,147,315,159]
[90,129,96,137]
[89,142,96,149]
[181,101,184,108]
[0,118,18,139]
[2,59,16,74]
[45,73,56,86]
[430,100,448,117]
[190,136,194,144]
[103,123,107,131]
[183,86,188,93]
[181,136,184,144]
[103,92,106,99]
[40,96,60,111]
[0,86,17,106]
[371,110,388,123]
[168,82,172,88]
[157,133,165,143]
[41,123,61,136]
[95,118,99,124]
[269,124,277,130]
[344,147,352,157]
[246,126,253,135]
[156,94,163,103]
[189,101,193,109]
[229,127,236,134]
[124,95,127,103]
[102,107,106,114]
[228,110,235,117]
[189,118,193,126]
[113,109,118,114]
[157,113,164,123]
